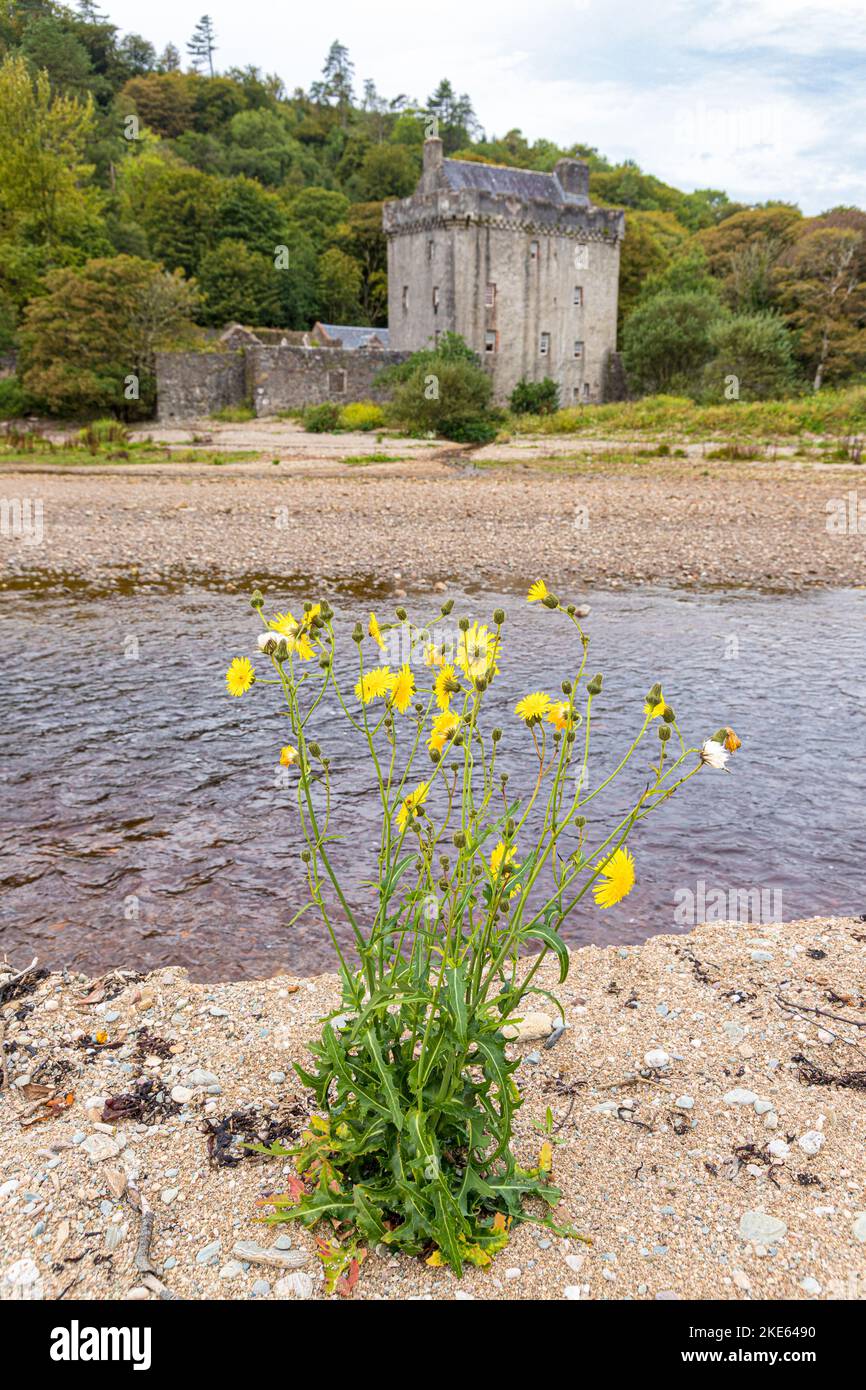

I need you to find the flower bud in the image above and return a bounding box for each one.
[429,748,441,763]
[561,679,572,695]
[646,682,662,705]
[352,623,363,643]
[658,725,671,742]
[453,831,466,848]
[250,589,264,609]
[575,815,586,827]
[396,606,407,621]
[320,601,334,621]
[542,595,559,609]
[587,673,603,695]
[491,727,502,742]
[566,604,575,616]
[440,599,454,615]
[662,705,675,723]
[493,608,505,624]
[308,742,321,758]
[301,849,311,863]
[458,617,470,631]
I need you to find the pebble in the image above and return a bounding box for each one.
[81,1133,121,1164]
[502,1012,553,1041]
[563,1285,588,1300]
[196,1240,222,1265]
[732,1270,751,1291]
[739,1211,787,1243]
[524,1050,541,1065]
[565,1254,584,1273]
[799,1277,821,1295]
[273,1235,293,1250]
[767,1139,790,1159]
[188,1069,219,1087]
[722,1021,746,1044]
[231,1240,309,1269]
[274,1271,313,1299]
[268,1071,286,1084]
[852,1213,866,1243]
[543,1023,567,1050]
[170,1085,194,1104]
[160,1187,179,1205]
[219,1261,245,1280]
[675,1096,694,1110]
[817,1028,835,1044]
[754,1099,774,1115]
[644,1049,670,1068]
[797,1130,824,1156]
[251,1279,271,1297]
[724,1088,758,1106]
[750,951,773,963]
[505,1267,521,1280]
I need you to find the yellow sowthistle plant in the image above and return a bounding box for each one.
[224,580,739,1275]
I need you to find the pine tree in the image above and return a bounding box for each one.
[187,15,217,78]
[313,40,354,124]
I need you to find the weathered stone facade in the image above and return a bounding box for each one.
[383,139,624,405]
[247,345,409,415]
[155,344,410,422]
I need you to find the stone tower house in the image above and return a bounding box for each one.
[383,138,624,405]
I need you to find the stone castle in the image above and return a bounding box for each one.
[384,138,624,405]
[156,140,624,419]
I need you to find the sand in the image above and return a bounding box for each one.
[2,915,865,1302]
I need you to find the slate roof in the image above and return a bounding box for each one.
[441,159,572,203]
[317,324,390,350]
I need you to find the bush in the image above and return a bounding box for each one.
[338,400,386,432]
[699,313,798,402]
[303,401,342,433]
[226,589,733,1276]
[446,416,499,445]
[0,377,27,419]
[509,377,560,415]
[622,290,725,395]
[389,354,494,441]
[211,403,255,422]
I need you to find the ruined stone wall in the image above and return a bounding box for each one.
[155,350,247,422]
[246,346,410,415]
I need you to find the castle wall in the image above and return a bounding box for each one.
[155,350,247,422]
[155,346,410,421]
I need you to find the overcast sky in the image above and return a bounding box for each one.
[104,0,865,214]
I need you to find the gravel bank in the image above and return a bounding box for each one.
[1,450,864,593]
[2,916,865,1302]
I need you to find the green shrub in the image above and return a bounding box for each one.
[622,290,726,395]
[338,400,386,431]
[0,377,26,419]
[509,377,560,415]
[447,416,499,445]
[700,313,798,402]
[389,356,494,441]
[303,401,342,433]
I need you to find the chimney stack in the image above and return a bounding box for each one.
[554,157,590,203]
[422,136,444,190]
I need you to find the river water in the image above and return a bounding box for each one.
[2,583,864,980]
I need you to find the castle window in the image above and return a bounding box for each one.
[427,239,434,262]
[573,286,583,306]
[328,369,347,395]
[432,285,440,312]
[529,240,539,260]
[539,332,550,356]
[401,285,409,312]
[573,340,584,358]
[583,383,591,401]
[484,331,498,353]
[485,282,496,307]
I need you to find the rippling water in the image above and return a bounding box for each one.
[2,584,864,980]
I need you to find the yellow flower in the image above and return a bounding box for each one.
[515,691,551,724]
[434,664,458,711]
[424,643,446,668]
[547,701,572,731]
[456,622,500,682]
[269,611,315,661]
[368,613,386,652]
[279,745,298,766]
[490,840,516,875]
[593,846,635,908]
[390,664,415,714]
[396,782,428,831]
[226,657,255,696]
[723,726,742,752]
[355,666,395,704]
[527,580,549,603]
[428,709,459,753]
[645,697,665,718]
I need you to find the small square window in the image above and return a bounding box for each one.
[573,286,583,306]
[485,282,496,307]
[401,286,409,312]
[539,331,550,356]
[529,240,539,260]
[433,285,440,312]
[484,330,497,353]
[573,340,584,358]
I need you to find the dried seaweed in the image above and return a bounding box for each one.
[0,967,48,1005]
[135,1029,174,1060]
[792,1053,866,1091]
[204,1101,310,1168]
[101,1079,181,1124]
